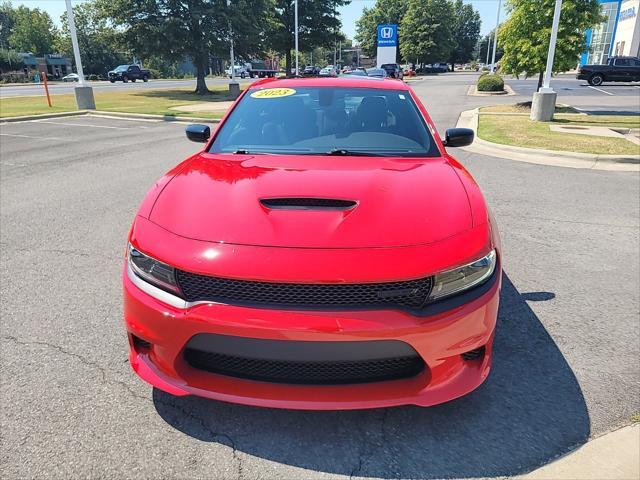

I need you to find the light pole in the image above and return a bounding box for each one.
[485,35,492,66]
[65,0,94,109]
[530,0,563,121]
[227,0,239,97]
[490,0,501,72]
[294,0,299,76]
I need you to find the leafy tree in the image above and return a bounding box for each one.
[354,0,407,59]
[97,0,270,94]
[56,3,127,77]
[0,1,15,48]
[400,0,454,65]
[0,48,22,72]
[447,0,481,69]
[498,0,602,88]
[268,0,347,75]
[477,29,503,63]
[7,5,58,55]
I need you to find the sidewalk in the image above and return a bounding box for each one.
[520,424,639,479]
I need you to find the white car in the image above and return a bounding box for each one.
[62,73,79,82]
[319,65,337,77]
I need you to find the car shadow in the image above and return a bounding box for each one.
[152,273,589,479]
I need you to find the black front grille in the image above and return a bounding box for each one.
[184,348,424,384]
[175,271,433,310]
[260,197,357,210]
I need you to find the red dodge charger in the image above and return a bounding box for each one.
[123,76,501,410]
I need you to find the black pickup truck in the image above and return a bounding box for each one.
[108,64,150,83]
[576,56,640,86]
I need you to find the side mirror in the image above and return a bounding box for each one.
[443,128,474,147]
[186,124,211,143]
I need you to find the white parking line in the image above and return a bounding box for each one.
[587,85,614,95]
[31,120,146,129]
[0,133,72,141]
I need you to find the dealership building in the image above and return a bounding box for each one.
[581,0,640,64]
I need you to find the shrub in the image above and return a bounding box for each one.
[477,73,504,92]
[0,71,28,83]
[87,74,99,81]
[147,68,162,79]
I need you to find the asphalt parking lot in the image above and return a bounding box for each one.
[1,74,639,479]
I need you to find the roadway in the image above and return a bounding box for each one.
[1,72,638,479]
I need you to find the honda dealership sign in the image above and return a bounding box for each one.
[376,24,398,67]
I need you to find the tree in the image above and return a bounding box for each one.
[0,2,15,48]
[97,0,270,94]
[354,0,407,59]
[56,3,127,77]
[7,5,58,55]
[268,0,347,75]
[478,29,503,64]
[498,0,602,88]
[447,0,480,69]
[400,0,454,65]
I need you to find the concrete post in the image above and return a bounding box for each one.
[228,82,240,99]
[530,91,557,121]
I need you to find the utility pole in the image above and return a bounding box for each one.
[530,0,563,121]
[294,0,299,76]
[65,0,94,109]
[227,0,239,97]
[485,35,492,66]
[490,0,501,72]
[333,43,337,66]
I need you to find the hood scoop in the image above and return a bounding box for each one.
[260,197,357,211]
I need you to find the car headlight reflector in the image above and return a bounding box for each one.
[429,250,497,301]
[128,245,182,295]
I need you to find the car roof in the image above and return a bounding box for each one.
[249,76,409,90]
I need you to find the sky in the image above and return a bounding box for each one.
[12,0,503,38]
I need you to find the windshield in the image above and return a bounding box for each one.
[209,87,439,157]
[115,65,128,71]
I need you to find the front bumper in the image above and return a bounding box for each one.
[124,264,500,410]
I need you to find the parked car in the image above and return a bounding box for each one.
[366,67,388,78]
[303,65,321,75]
[380,63,404,79]
[233,61,278,79]
[319,65,338,77]
[62,73,79,82]
[123,76,499,410]
[576,56,640,86]
[108,64,150,83]
[342,69,368,77]
[433,63,449,73]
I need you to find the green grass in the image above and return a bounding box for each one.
[478,113,640,155]
[0,86,240,119]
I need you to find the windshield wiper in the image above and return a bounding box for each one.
[325,149,382,156]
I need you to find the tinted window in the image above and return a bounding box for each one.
[209,87,439,157]
[614,58,630,66]
[631,59,640,66]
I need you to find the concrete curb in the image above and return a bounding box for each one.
[0,110,88,122]
[520,424,640,479]
[0,110,221,124]
[467,84,516,96]
[456,108,640,172]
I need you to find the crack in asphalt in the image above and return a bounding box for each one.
[1,335,245,479]
[349,408,390,479]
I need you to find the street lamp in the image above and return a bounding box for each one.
[227,0,239,97]
[64,0,94,109]
[530,0,563,121]
[490,0,501,72]
[294,0,299,76]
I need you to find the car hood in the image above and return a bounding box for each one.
[148,153,472,248]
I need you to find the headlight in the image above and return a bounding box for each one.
[429,250,497,301]
[128,245,182,295]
